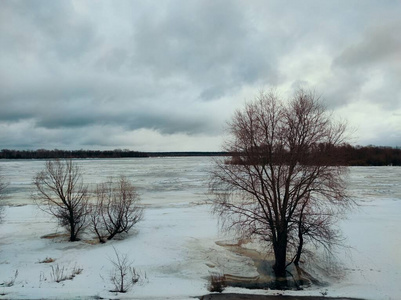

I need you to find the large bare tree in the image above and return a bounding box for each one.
[211,90,350,278]
[33,159,90,241]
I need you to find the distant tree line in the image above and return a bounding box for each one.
[0,149,225,159]
[339,144,401,166]
[0,149,147,159]
[229,144,401,166]
[0,146,399,165]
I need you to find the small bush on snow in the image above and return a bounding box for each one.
[50,263,83,283]
[208,272,226,293]
[108,246,145,293]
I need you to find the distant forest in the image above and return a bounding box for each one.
[338,145,401,166]
[0,149,225,159]
[0,145,400,166]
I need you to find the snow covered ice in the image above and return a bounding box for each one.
[0,158,400,299]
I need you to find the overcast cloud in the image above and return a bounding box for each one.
[0,0,400,151]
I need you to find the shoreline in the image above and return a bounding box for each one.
[199,294,366,300]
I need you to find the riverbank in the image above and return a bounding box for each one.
[200,294,365,300]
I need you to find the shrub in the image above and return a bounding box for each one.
[50,263,83,283]
[90,176,143,243]
[33,160,90,242]
[109,247,142,293]
[208,272,226,293]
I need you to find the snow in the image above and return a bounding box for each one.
[329,198,401,299]
[0,159,400,299]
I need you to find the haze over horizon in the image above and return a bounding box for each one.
[1,1,400,151]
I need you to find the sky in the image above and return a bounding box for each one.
[0,0,400,151]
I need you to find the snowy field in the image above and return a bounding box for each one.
[0,157,400,299]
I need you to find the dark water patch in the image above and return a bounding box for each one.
[216,240,325,291]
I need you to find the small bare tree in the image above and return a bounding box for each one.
[109,247,141,293]
[211,89,351,278]
[33,159,90,242]
[90,176,143,243]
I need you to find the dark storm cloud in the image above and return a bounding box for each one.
[0,0,278,139]
[0,1,97,63]
[130,1,278,96]
[0,0,400,149]
[1,1,265,135]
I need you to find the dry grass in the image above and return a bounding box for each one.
[38,257,55,264]
[50,263,83,283]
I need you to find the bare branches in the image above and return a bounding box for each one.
[211,89,350,278]
[108,247,143,293]
[32,159,90,242]
[32,160,143,243]
[90,176,143,243]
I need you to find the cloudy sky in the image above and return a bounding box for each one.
[0,0,400,151]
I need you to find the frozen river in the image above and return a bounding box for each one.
[0,157,400,299]
[0,157,215,206]
[1,157,401,206]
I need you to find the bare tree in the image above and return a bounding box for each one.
[211,90,351,278]
[109,246,141,293]
[90,176,143,243]
[33,159,90,242]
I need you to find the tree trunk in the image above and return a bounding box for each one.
[69,227,77,242]
[69,212,78,242]
[94,225,106,243]
[294,221,304,266]
[107,231,117,240]
[273,230,288,278]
